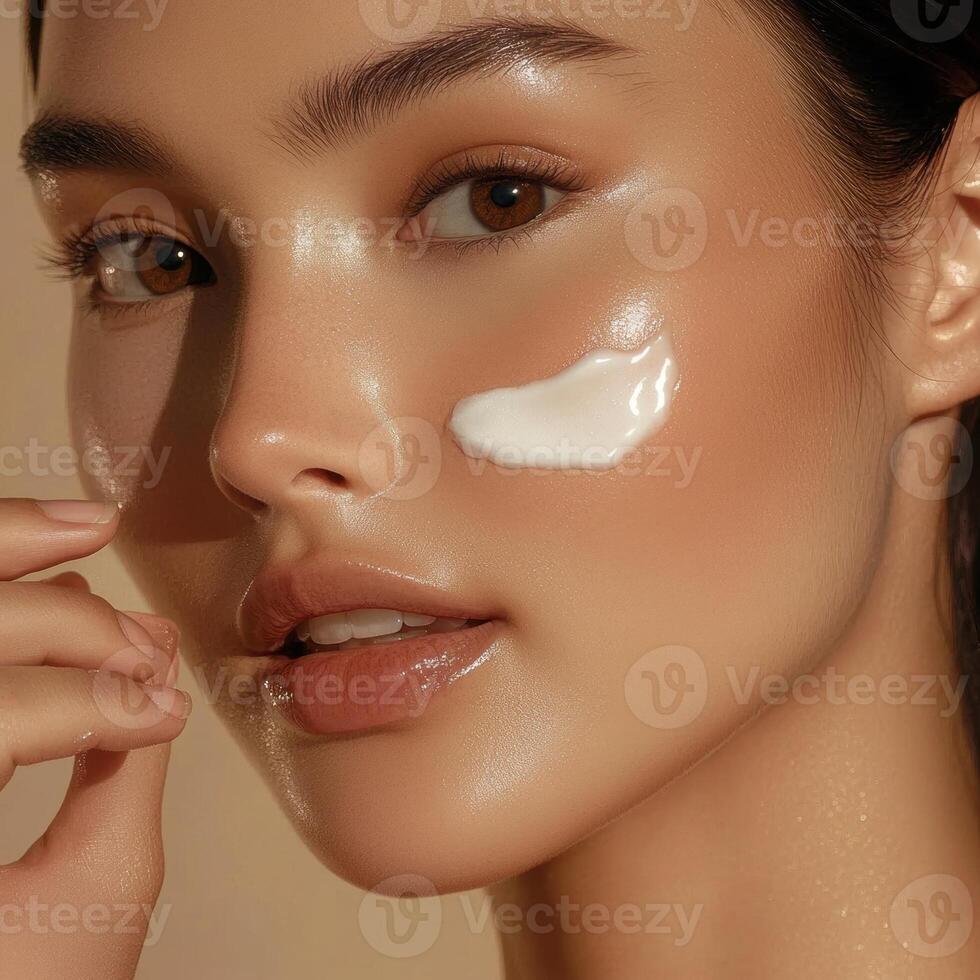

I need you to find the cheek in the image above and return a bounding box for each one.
[456,246,891,707]
[68,309,257,670]
[68,314,183,505]
[68,298,244,551]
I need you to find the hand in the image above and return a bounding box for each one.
[0,498,192,979]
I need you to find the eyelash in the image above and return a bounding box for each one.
[405,148,588,254]
[407,148,586,214]
[42,215,174,282]
[42,150,589,295]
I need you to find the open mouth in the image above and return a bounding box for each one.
[281,609,489,658]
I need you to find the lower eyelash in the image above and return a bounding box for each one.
[79,295,159,319]
[415,189,581,256]
[422,227,536,257]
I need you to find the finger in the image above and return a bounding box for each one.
[124,610,181,683]
[6,747,172,978]
[35,743,173,904]
[41,570,91,592]
[0,497,119,581]
[0,582,177,682]
[0,665,191,791]
[33,617,183,883]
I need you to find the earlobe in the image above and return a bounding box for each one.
[899,94,980,416]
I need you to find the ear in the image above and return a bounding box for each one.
[893,93,980,419]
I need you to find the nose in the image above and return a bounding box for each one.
[209,286,404,514]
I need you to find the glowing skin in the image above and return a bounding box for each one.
[17,0,980,977]
[449,330,678,470]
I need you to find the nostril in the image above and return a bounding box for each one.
[293,467,350,493]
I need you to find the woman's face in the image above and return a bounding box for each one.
[33,0,902,891]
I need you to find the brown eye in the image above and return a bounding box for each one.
[97,236,214,302]
[405,174,568,242]
[469,179,545,232]
[137,240,197,294]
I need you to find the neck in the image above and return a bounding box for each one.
[494,489,980,978]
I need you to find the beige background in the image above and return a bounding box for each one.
[0,17,501,978]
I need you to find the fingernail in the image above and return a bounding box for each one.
[165,651,180,687]
[116,612,170,684]
[144,685,192,720]
[116,612,159,659]
[36,499,119,524]
[123,611,179,653]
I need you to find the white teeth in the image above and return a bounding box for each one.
[403,612,437,627]
[335,628,429,651]
[309,612,352,645]
[348,608,403,638]
[295,610,476,650]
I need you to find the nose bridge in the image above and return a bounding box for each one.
[209,280,406,509]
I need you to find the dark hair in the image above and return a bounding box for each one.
[737,6,980,761]
[23,2,980,755]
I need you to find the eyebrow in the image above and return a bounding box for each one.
[20,115,177,177]
[20,18,637,176]
[272,18,638,157]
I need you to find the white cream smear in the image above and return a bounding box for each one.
[449,331,679,471]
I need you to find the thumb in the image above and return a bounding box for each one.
[41,742,172,898]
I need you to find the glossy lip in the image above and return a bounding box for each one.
[239,556,504,736]
[260,620,500,736]
[238,555,501,654]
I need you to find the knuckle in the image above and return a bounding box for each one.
[72,589,117,628]
[0,669,25,739]
[8,580,105,627]
[0,667,22,714]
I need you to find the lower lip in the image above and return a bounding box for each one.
[259,620,499,736]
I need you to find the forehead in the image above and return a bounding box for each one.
[37,1,371,134]
[35,0,737,117]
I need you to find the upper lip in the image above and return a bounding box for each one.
[238,555,499,653]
